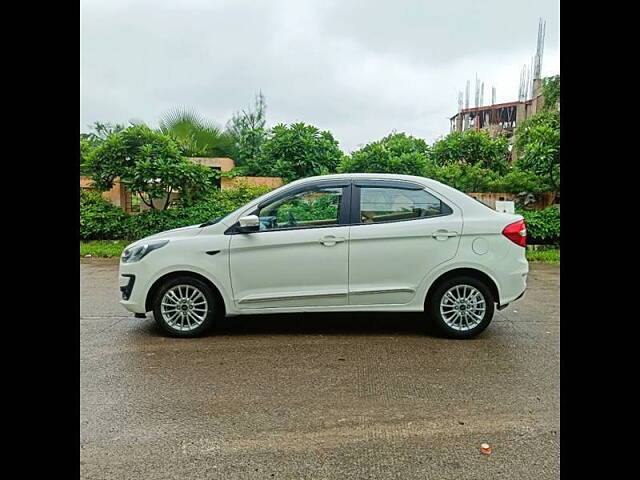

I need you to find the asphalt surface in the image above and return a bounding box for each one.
[80,259,559,479]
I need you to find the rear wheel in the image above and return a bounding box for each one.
[427,276,495,338]
[152,276,218,337]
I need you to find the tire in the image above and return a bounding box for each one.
[152,276,219,338]
[426,275,495,339]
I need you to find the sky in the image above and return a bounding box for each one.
[80,0,559,153]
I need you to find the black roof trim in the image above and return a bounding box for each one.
[352,179,424,190]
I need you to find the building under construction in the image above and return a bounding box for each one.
[449,19,548,139]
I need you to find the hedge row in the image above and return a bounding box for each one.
[80,185,272,241]
[518,206,560,245]
[81,188,560,245]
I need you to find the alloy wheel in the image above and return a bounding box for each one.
[439,284,486,331]
[160,284,209,332]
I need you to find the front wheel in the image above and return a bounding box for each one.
[152,276,218,337]
[427,276,495,338]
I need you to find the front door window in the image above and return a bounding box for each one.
[258,187,343,231]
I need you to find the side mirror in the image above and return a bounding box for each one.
[237,214,260,233]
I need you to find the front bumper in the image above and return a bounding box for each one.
[119,261,154,314]
[120,274,135,300]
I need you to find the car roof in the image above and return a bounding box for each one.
[285,173,510,218]
[288,173,441,187]
[221,172,521,226]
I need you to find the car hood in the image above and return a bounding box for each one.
[130,224,204,247]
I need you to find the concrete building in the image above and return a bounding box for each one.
[449,79,545,140]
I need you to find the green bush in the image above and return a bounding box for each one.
[424,162,498,192]
[339,132,430,176]
[257,123,343,182]
[513,110,560,156]
[127,184,272,239]
[276,192,339,223]
[88,125,216,209]
[422,162,552,195]
[80,185,273,241]
[80,190,130,240]
[542,75,560,111]
[488,168,552,194]
[431,130,510,174]
[518,206,560,245]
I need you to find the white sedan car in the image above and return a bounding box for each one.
[119,173,528,338]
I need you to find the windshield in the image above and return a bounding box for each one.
[199,213,232,228]
[199,186,292,228]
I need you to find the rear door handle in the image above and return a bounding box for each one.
[432,230,458,240]
[319,234,346,246]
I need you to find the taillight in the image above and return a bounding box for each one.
[502,219,527,247]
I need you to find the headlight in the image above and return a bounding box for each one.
[121,240,169,263]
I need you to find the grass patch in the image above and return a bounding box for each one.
[526,248,560,264]
[80,240,129,258]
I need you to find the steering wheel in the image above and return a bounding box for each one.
[287,211,298,227]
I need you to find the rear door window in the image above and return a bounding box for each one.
[358,187,451,224]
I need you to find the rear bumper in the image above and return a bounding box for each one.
[497,288,525,310]
[496,251,528,306]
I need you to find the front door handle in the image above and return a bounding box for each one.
[319,234,346,246]
[432,229,458,240]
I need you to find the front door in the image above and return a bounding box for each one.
[229,183,350,310]
[348,181,463,305]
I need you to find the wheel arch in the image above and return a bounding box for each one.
[145,270,227,315]
[424,267,500,307]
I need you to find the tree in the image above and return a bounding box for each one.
[430,130,510,174]
[338,132,431,176]
[423,162,552,194]
[236,127,267,174]
[257,122,342,182]
[80,122,126,176]
[424,162,498,192]
[226,91,267,167]
[513,109,560,195]
[80,136,93,175]
[489,167,553,194]
[158,108,236,158]
[226,91,267,141]
[513,110,560,156]
[542,75,560,111]
[81,121,126,149]
[88,125,217,210]
[517,124,560,194]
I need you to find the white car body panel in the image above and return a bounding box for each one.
[347,209,462,306]
[118,173,528,316]
[229,225,350,309]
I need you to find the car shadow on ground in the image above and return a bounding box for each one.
[142,311,449,338]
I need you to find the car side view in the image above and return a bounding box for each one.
[119,173,528,338]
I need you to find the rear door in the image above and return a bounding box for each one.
[347,180,462,305]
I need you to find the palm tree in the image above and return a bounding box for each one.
[158,108,237,158]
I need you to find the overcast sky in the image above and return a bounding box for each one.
[80,0,559,153]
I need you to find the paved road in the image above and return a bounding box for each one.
[80,259,559,479]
